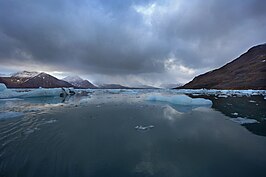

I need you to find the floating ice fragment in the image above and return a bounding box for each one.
[45,119,57,124]
[147,94,212,106]
[135,125,154,131]
[249,100,256,103]
[230,117,259,125]
[231,112,239,116]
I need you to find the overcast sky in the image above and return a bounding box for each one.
[0,0,265,86]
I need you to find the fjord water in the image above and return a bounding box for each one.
[0,90,266,177]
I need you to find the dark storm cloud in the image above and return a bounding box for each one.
[0,0,265,81]
[0,0,169,74]
[154,0,266,68]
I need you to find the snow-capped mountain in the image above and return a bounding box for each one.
[20,72,73,88]
[0,71,73,88]
[12,71,39,78]
[63,76,97,89]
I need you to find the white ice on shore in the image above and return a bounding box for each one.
[172,89,266,97]
[229,117,259,125]
[147,94,212,106]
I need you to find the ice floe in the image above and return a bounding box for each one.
[229,117,259,125]
[146,94,212,106]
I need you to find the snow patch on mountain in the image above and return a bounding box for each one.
[63,75,83,83]
[63,75,96,88]
[12,71,39,78]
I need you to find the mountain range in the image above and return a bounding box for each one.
[0,71,134,89]
[0,71,73,88]
[180,43,266,90]
[0,71,97,89]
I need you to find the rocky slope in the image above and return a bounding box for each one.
[180,44,266,90]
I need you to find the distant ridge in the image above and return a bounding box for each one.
[97,84,131,89]
[180,44,266,90]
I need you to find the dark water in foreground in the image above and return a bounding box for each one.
[0,90,266,177]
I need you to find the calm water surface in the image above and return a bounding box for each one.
[0,89,266,177]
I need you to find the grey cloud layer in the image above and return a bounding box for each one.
[0,0,265,82]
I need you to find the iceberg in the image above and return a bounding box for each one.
[0,83,76,99]
[0,83,7,91]
[21,88,64,98]
[146,94,212,106]
[0,89,22,99]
